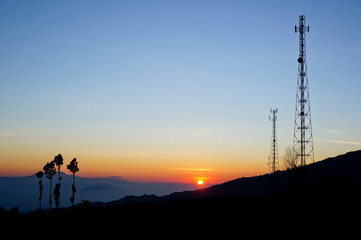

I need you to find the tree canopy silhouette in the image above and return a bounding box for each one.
[54,154,63,184]
[67,158,79,207]
[43,161,56,209]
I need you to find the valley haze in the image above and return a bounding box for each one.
[0,174,201,212]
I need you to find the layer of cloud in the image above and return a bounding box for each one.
[325,130,342,134]
[191,128,212,137]
[316,139,361,146]
[170,168,214,172]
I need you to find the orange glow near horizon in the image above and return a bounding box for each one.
[0,152,266,184]
[0,145,267,183]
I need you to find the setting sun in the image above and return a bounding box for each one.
[197,180,204,185]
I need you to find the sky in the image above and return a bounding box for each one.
[0,0,360,184]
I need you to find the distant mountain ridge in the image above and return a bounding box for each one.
[80,182,119,192]
[0,173,196,212]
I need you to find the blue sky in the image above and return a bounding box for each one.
[0,0,360,181]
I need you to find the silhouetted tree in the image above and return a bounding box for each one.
[53,154,63,208]
[43,161,56,209]
[67,158,79,207]
[282,147,308,189]
[282,146,298,170]
[35,171,44,210]
[54,154,63,185]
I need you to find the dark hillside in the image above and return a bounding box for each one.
[307,150,361,183]
[163,150,361,201]
[1,150,360,236]
[68,149,361,207]
[2,191,360,236]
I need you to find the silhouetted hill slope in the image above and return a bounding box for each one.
[307,150,361,182]
[107,150,361,205]
[1,151,360,236]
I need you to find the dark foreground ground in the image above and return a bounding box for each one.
[1,177,360,237]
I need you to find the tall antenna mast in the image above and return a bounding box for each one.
[293,15,314,166]
[268,108,278,173]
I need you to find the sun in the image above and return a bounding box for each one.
[197,180,204,185]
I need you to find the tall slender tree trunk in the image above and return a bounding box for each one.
[49,177,52,209]
[58,169,61,186]
[38,180,43,210]
[72,172,75,207]
[54,167,61,209]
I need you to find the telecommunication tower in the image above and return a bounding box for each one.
[293,15,314,166]
[268,108,278,173]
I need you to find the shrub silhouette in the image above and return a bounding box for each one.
[67,158,79,207]
[43,161,56,209]
[35,171,44,210]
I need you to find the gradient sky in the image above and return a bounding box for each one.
[1,0,360,183]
